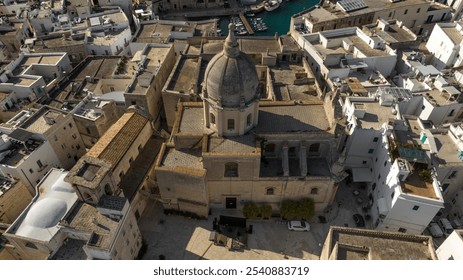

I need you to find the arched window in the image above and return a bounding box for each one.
[247,113,252,126]
[210,113,216,125]
[266,187,274,195]
[224,162,238,177]
[311,188,319,195]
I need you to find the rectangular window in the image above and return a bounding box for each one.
[37,160,43,168]
[368,149,374,154]
[227,119,235,130]
[398,228,407,233]
[69,123,73,128]
[442,183,449,192]
[373,137,379,142]
[391,191,395,199]
[404,9,408,15]
[412,205,420,211]
[449,171,457,179]
[384,161,387,167]
[25,242,38,250]
[29,168,34,174]
[417,8,420,13]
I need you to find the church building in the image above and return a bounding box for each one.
[153,24,345,217]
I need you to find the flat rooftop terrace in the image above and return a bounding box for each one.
[134,23,173,43]
[327,226,436,260]
[269,63,318,101]
[301,0,430,22]
[176,102,331,134]
[21,108,66,134]
[167,56,200,93]
[20,55,63,66]
[350,100,395,130]
[207,134,257,154]
[441,25,463,45]
[432,133,463,165]
[161,147,203,170]
[7,76,38,86]
[400,171,438,199]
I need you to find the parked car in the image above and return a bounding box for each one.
[451,219,462,229]
[287,220,310,232]
[353,214,365,227]
[428,222,444,238]
[438,218,454,236]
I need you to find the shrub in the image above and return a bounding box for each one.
[280,200,298,220]
[280,199,315,220]
[242,202,260,219]
[260,204,272,219]
[297,199,315,220]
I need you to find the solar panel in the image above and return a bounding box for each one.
[337,0,368,12]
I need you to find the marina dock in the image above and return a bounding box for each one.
[239,13,254,35]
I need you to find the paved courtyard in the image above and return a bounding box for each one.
[138,181,373,260]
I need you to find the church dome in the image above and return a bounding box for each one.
[204,24,259,108]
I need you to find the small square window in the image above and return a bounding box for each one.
[362,161,367,164]
[373,137,379,142]
[412,205,419,211]
[368,149,374,154]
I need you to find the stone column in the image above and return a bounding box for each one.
[282,143,289,177]
[299,143,307,177]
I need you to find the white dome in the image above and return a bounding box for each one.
[24,198,67,228]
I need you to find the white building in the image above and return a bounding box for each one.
[86,9,132,56]
[3,168,142,260]
[343,88,445,235]
[426,22,463,70]
[293,27,397,86]
[0,53,72,121]
[0,129,60,195]
[431,123,463,221]
[436,229,463,260]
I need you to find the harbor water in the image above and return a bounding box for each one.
[218,0,319,36]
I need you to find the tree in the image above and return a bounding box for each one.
[260,204,272,219]
[242,202,260,219]
[280,200,298,220]
[297,198,315,220]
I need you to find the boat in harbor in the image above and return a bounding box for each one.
[264,0,281,12]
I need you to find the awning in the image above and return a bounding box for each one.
[351,167,374,182]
